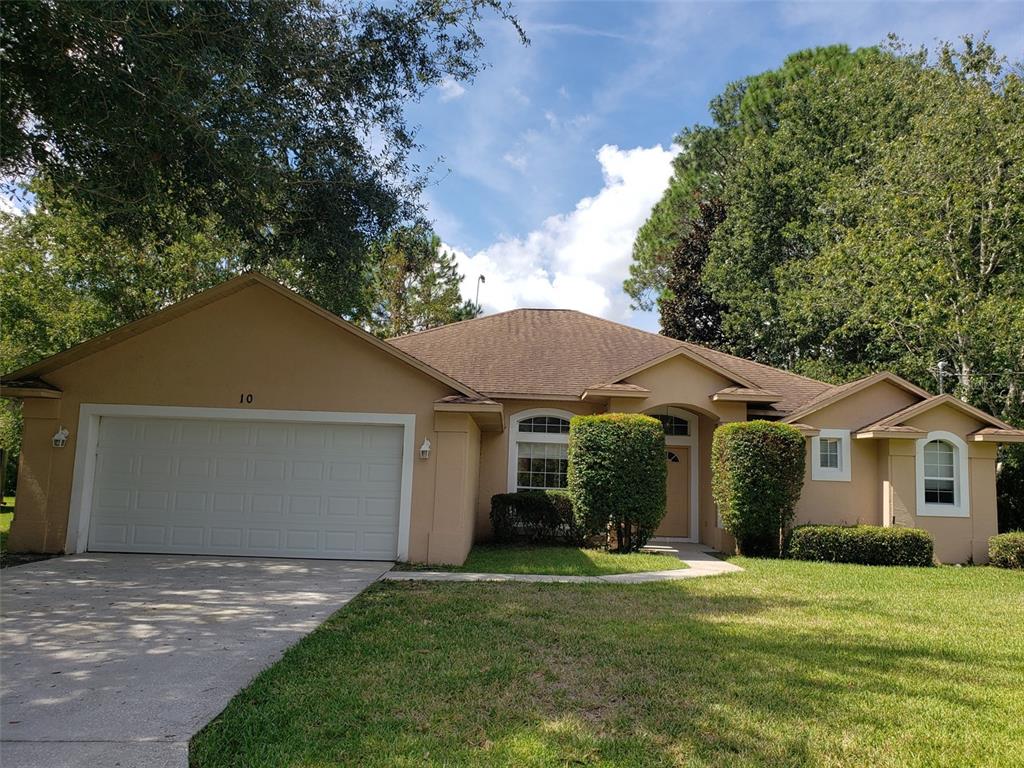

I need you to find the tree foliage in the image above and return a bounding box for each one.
[630,37,1024,430]
[360,225,479,338]
[0,0,523,315]
[657,196,726,345]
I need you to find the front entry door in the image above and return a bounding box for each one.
[657,447,690,537]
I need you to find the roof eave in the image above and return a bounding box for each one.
[969,429,1024,443]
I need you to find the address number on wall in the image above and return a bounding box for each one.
[239,393,254,404]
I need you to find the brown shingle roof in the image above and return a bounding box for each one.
[388,309,832,412]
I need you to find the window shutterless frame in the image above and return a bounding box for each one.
[915,431,970,517]
[810,429,851,482]
[506,408,575,493]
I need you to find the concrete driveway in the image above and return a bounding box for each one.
[0,554,391,767]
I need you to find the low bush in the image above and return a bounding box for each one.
[568,413,666,553]
[711,420,805,556]
[785,525,934,566]
[988,531,1024,569]
[490,490,581,545]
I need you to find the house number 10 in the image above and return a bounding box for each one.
[239,393,254,404]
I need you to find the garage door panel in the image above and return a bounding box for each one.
[88,416,402,559]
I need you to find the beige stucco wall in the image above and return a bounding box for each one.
[793,381,923,530]
[7,283,468,563]
[428,412,481,564]
[877,404,998,563]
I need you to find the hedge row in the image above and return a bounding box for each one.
[490,490,582,545]
[785,524,934,566]
[988,531,1024,569]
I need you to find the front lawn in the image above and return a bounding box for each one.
[400,545,687,576]
[191,558,1024,767]
[0,509,12,546]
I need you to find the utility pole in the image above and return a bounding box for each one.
[937,361,948,395]
[475,274,486,308]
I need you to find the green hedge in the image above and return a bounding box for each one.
[711,420,805,556]
[988,531,1024,569]
[490,490,581,545]
[785,525,934,566]
[568,413,666,553]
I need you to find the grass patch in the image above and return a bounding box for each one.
[0,509,13,554]
[397,545,687,576]
[191,558,1024,767]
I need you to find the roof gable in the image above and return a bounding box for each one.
[2,273,480,398]
[784,372,930,424]
[610,347,758,390]
[868,394,1013,431]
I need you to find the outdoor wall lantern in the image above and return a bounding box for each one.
[419,438,431,459]
[52,426,70,448]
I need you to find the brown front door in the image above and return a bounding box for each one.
[656,447,689,537]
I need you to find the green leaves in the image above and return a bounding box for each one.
[785,525,934,567]
[711,421,805,556]
[0,0,522,315]
[567,414,667,553]
[631,36,1024,427]
[359,224,479,338]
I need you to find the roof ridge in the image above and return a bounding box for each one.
[386,307,531,342]
[678,341,833,388]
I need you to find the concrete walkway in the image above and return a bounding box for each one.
[0,554,390,768]
[382,542,743,584]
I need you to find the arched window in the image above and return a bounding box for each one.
[653,414,689,437]
[508,410,572,492]
[915,431,969,517]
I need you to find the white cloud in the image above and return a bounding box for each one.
[437,77,466,102]
[502,151,528,172]
[448,144,675,323]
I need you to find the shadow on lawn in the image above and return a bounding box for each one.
[191,573,1020,767]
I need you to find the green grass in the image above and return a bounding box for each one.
[400,545,687,576]
[191,558,1024,767]
[0,508,12,554]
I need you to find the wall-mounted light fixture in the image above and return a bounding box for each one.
[419,438,431,459]
[52,426,70,448]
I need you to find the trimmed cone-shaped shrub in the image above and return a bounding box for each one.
[568,413,666,553]
[712,420,805,556]
[785,525,934,566]
[988,531,1024,569]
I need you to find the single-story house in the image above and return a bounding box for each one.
[3,273,1022,564]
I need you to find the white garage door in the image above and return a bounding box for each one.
[88,416,403,559]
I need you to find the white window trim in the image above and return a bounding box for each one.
[915,430,970,518]
[507,408,575,493]
[66,404,416,560]
[811,429,851,482]
[646,406,699,543]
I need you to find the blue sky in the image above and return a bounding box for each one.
[407,0,1024,331]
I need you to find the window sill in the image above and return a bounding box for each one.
[810,465,851,482]
[917,504,969,518]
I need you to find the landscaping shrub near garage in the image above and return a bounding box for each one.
[786,524,934,566]
[490,490,582,545]
[568,413,666,553]
[988,531,1024,569]
[711,420,805,556]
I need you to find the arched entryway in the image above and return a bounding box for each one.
[645,406,699,542]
